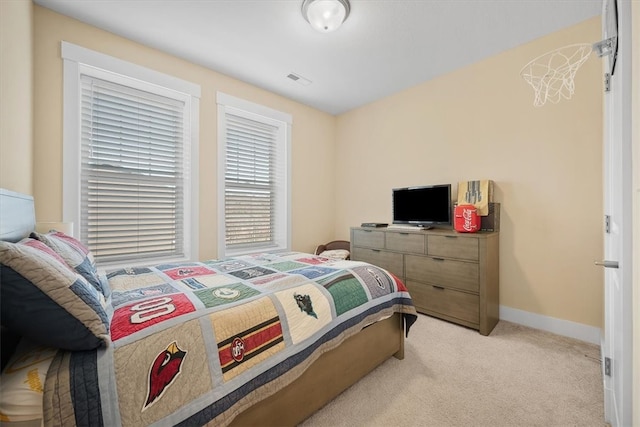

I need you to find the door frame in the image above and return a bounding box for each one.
[600,0,633,426]
[631,2,639,425]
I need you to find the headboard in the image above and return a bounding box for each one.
[0,188,36,371]
[0,188,36,242]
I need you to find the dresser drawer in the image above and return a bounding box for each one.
[428,235,479,261]
[406,280,479,325]
[351,247,403,279]
[352,229,385,249]
[386,232,425,254]
[405,255,479,293]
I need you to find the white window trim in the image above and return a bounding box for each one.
[62,41,200,268]
[216,92,292,258]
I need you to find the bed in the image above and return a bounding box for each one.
[0,188,417,426]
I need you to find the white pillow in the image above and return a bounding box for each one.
[0,339,57,424]
[319,249,350,260]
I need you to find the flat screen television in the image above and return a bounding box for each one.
[392,184,452,228]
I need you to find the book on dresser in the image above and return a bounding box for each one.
[350,226,499,335]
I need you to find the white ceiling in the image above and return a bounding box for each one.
[34,0,602,115]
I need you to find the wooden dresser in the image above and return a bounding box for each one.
[350,226,499,335]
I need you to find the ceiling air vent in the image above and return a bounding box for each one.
[287,73,312,86]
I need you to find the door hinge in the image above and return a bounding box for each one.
[604,357,612,377]
[605,215,611,233]
[604,73,611,92]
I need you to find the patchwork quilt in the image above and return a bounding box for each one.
[43,252,417,426]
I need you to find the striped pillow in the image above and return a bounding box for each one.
[30,231,110,297]
[0,238,110,350]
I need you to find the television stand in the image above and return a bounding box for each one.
[350,226,499,335]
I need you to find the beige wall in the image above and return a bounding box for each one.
[32,6,336,259]
[335,18,604,328]
[0,0,33,195]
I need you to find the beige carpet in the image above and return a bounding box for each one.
[301,314,604,427]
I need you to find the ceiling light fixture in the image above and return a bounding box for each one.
[302,0,350,33]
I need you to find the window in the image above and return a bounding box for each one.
[62,42,200,267]
[217,93,291,257]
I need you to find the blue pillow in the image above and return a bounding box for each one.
[0,238,110,351]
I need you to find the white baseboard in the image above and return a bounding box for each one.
[499,305,602,345]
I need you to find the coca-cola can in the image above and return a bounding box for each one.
[454,204,479,233]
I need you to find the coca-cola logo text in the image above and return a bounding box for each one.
[462,208,476,231]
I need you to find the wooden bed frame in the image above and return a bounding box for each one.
[231,313,404,426]
[0,188,406,426]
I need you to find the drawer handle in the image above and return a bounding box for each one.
[444,235,458,239]
[432,285,445,290]
[432,257,445,261]
[399,232,409,235]
[371,249,381,252]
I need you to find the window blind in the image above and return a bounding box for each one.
[224,113,279,249]
[80,75,186,264]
